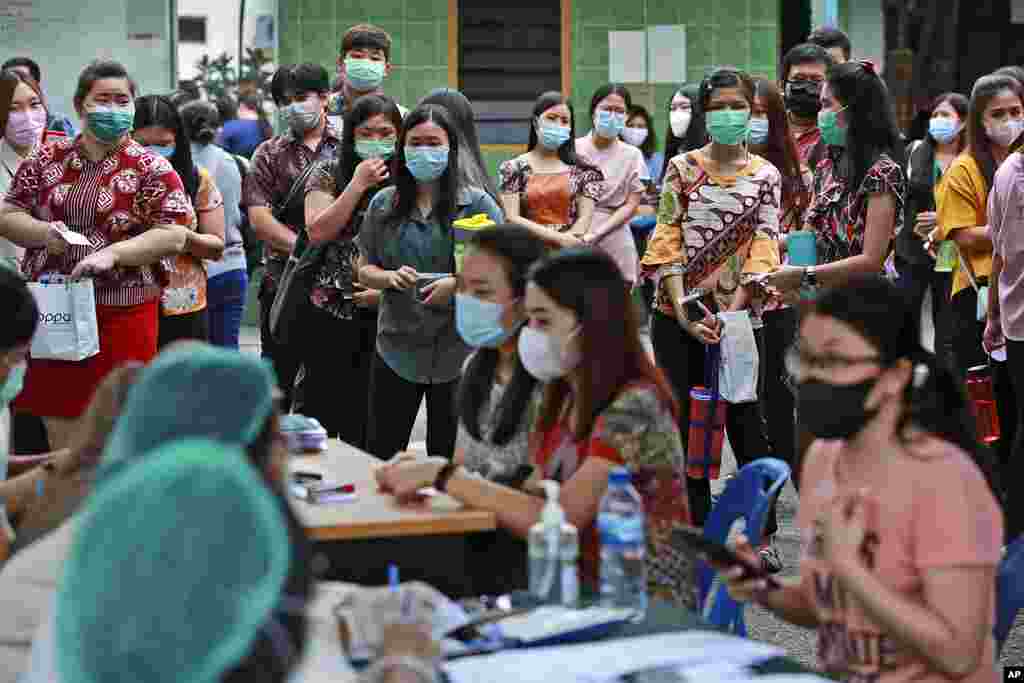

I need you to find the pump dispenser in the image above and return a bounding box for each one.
[528,481,579,607]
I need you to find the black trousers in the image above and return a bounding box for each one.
[1003,340,1024,541]
[761,307,798,484]
[950,288,987,379]
[301,305,378,448]
[158,308,210,348]
[895,257,955,372]
[365,352,459,461]
[260,288,302,411]
[651,311,775,533]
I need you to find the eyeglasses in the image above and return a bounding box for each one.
[784,344,882,380]
[785,76,826,85]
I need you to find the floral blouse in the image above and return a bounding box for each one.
[497,156,603,229]
[161,167,223,316]
[456,377,541,481]
[641,151,782,322]
[533,382,696,609]
[805,150,906,265]
[304,159,381,321]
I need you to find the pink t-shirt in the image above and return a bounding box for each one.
[988,151,1024,340]
[797,437,1003,683]
[576,133,647,283]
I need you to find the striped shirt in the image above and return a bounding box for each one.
[5,136,195,306]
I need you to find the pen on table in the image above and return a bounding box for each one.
[389,564,413,622]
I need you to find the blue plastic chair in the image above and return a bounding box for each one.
[996,535,1024,655]
[697,457,791,635]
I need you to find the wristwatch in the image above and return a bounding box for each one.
[801,266,818,289]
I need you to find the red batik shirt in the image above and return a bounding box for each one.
[5,136,195,306]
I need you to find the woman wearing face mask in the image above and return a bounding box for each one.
[722,276,1003,683]
[358,105,503,461]
[641,68,781,533]
[418,88,501,204]
[300,94,399,447]
[453,224,547,481]
[498,91,603,249]
[0,70,47,272]
[377,248,696,608]
[623,105,663,207]
[0,60,194,450]
[576,84,647,285]
[133,95,226,347]
[765,61,905,298]
[933,74,1024,380]
[897,93,967,373]
[660,84,706,183]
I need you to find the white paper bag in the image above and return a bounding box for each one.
[27,279,100,361]
[716,311,759,404]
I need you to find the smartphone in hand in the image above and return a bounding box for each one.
[670,527,781,589]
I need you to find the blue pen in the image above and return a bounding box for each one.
[388,564,412,621]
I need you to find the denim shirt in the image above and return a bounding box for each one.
[359,185,504,384]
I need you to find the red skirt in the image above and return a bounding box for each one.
[15,300,159,419]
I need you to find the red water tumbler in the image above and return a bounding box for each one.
[687,386,727,480]
[965,365,1001,445]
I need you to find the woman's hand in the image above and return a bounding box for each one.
[818,490,870,571]
[45,222,70,256]
[764,265,805,294]
[387,266,419,291]
[421,276,456,307]
[719,534,772,603]
[913,211,937,239]
[983,315,1005,355]
[70,248,117,280]
[353,158,391,192]
[679,300,721,345]
[353,282,381,308]
[376,457,447,500]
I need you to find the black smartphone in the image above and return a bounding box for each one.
[670,527,781,589]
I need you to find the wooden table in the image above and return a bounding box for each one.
[290,441,497,542]
[289,442,508,598]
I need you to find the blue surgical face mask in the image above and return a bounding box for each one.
[594,109,626,139]
[405,145,449,183]
[748,117,770,145]
[146,144,176,158]
[456,293,516,348]
[538,120,571,150]
[0,361,27,405]
[928,117,960,144]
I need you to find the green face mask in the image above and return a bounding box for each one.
[706,109,751,146]
[355,137,396,160]
[818,107,848,147]
[344,57,387,91]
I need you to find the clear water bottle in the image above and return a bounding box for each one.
[528,481,579,607]
[598,467,647,619]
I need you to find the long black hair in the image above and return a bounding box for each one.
[967,73,1024,188]
[526,91,597,172]
[827,61,905,193]
[418,88,500,202]
[910,92,968,193]
[133,94,200,202]
[456,224,547,446]
[813,276,997,493]
[661,83,705,182]
[332,94,402,203]
[386,104,461,230]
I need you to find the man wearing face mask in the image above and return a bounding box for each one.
[245,64,340,410]
[780,43,834,170]
[327,24,408,130]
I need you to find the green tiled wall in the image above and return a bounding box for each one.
[571,0,780,141]
[278,0,450,109]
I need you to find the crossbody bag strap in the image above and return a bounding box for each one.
[275,161,319,224]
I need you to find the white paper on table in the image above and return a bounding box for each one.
[443,630,784,683]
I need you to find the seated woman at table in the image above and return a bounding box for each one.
[453,223,547,483]
[378,248,696,609]
[722,276,1002,683]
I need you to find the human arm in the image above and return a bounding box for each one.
[501,192,582,248]
[985,182,1005,351]
[0,206,70,252]
[720,535,820,628]
[186,171,226,260]
[307,159,388,245]
[569,197,597,237]
[356,191,419,292]
[587,191,641,242]
[244,144,298,253]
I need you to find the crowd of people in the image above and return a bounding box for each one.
[0,20,1016,683]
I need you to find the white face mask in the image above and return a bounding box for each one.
[670,111,692,138]
[620,126,649,147]
[517,325,581,382]
[986,117,1024,148]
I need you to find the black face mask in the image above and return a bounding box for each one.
[785,81,823,119]
[798,378,878,440]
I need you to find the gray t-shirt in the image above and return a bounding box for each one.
[358,185,503,384]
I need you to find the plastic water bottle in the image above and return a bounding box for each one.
[598,468,647,618]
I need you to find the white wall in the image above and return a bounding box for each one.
[177,0,276,82]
